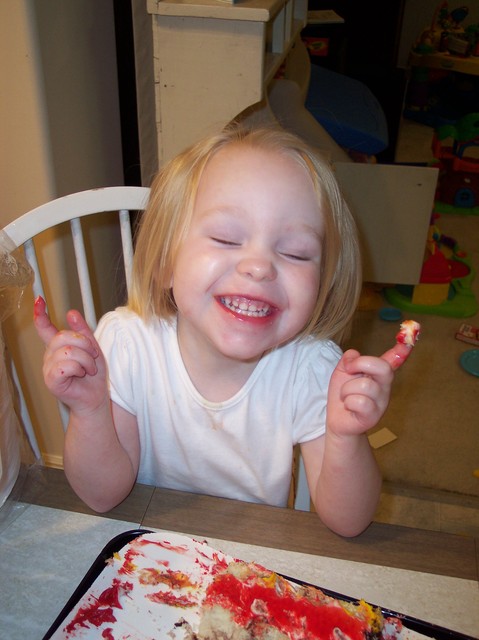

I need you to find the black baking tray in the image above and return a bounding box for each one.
[43,529,476,640]
[43,528,152,639]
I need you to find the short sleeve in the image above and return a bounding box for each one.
[95,311,137,415]
[292,340,342,444]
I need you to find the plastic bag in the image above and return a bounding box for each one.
[0,230,39,531]
[0,230,33,323]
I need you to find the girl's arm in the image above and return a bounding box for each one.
[301,339,417,537]
[34,297,140,512]
[64,400,140,512]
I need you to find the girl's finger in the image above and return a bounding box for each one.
[46,359,91,387]
[66,309,95,338]
[380,342,414,371]
[381,320,421,371]
[48,346,98,377]
[33,296,59,346]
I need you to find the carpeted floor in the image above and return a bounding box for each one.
[344,120,479,500]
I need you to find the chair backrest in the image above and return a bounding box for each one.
[5,187,150,330]
[3,186,150,454]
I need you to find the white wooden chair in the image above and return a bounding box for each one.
[3,187,150,457]
[4,187,150,330]
[3,186,310,510]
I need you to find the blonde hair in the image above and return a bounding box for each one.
[128,124,361,343]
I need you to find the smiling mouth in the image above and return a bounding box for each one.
[219,296,272,318]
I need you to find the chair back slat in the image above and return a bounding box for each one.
[24,238,46,303]
[10,359,42,459]
[70,217,97,330]
[119,209,134,295]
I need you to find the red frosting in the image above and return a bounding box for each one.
[65,578,133,635]
[204,571,373,640]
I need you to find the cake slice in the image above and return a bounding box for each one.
[197,560,383,640]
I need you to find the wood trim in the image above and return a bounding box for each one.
[26,468,479,582]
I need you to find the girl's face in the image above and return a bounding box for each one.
[172,144,324,367]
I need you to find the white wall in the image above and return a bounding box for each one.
[0,1,125,466]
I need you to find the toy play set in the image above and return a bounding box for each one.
[385,53,478,318]
[432,112,479,215]
[384,212,477,317]
[384,109,478,315]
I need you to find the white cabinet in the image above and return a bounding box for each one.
[145,0,307,165]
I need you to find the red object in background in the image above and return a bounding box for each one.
[455,323,479,346]
[420,249,452,283]
[449,259,470,278]
[436,161,479,208]
[303,37,330,57]
[419,245,470,283]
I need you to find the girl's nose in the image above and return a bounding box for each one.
[237,255,277,281]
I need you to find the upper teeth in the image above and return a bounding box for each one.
[221,296,271,317]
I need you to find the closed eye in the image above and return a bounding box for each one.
[211,237,240,246]
[281,252,312,261]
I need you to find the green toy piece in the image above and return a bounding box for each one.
[384,228,477,318]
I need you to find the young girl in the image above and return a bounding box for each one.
[34,125,414,537]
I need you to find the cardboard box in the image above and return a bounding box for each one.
[455,323,479,346]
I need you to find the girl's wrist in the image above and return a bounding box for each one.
[324,426,370,452]
[68,395,111,423]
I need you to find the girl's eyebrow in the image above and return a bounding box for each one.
[197,207,242,220]
[287,223,324,242]
[198,208,324,241]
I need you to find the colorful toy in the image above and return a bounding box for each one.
[413,2,475,56]
[433,112,479,214]
[384,215,477,317]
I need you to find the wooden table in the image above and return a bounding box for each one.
[2,467,478,638]
[24,467,478,580]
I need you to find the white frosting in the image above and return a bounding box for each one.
[397,320,421,346]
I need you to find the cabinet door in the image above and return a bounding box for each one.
[153,15,265,164]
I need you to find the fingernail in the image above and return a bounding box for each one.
[33,296,44,318]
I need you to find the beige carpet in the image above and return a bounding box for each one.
[344,210,479,499]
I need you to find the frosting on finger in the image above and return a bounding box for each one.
[395,320,421,347]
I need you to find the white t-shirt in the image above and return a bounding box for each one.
[95,308,341,507]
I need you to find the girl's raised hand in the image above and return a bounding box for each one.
[327,322,420,438]
[33,296,108,416]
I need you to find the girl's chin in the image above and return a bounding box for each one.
[214,341,269,364]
